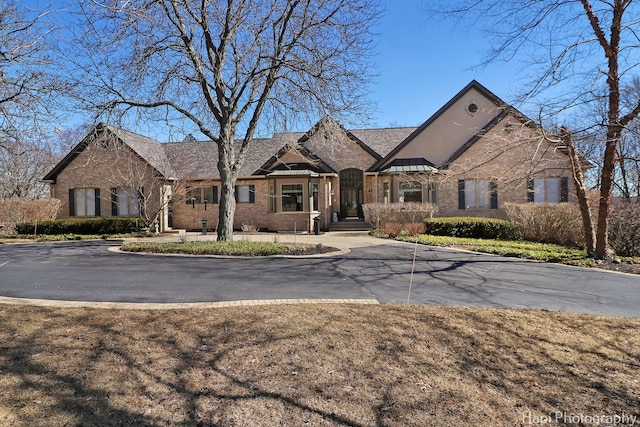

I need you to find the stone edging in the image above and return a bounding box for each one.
[0,296,380,310]
[108,245,350,258]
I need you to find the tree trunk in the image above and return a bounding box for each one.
[595,138,618,259]
[562,127,595,255]
[216,130,238,242]
[217,176,236,241]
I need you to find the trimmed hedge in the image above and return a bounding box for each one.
[15,217,143,235]
[424,217,523,240]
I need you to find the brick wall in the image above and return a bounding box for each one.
[435,118,575,218]
[170,178,330,233]
[52,139,161,220]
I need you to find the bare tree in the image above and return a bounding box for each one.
[0,1,60,147]
[561,127,596,253]
[68,0,381,240]
[615,81,640,200]
[428,0,640,259]
[0,134,59,199]
[0,0,67,203]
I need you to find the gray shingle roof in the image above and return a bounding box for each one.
[147,126,418,179]
[104,126,176,179]
[163,137,286,179]
[350,127,418,158]
[46,121,423,183]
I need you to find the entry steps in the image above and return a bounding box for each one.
[328,219,372,232]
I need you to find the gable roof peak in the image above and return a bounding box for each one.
[43,123,175,182]
[369,80,512,172]
[461,79,507,107]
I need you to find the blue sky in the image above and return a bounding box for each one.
[29,0,532,137]
[368,1,525,128]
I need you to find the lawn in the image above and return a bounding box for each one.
[1,303,638,426]
[120,240,336,256]
[397,234,640,273]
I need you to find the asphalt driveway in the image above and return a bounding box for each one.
[1,239,639,317]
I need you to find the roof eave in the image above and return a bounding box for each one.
[42,124,105,182]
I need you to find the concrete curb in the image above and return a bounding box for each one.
[0,296,380,310]
[108,245,351,258]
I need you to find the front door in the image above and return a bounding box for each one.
[339,169,363,219]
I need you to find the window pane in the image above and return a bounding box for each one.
[477,180,489,209]
[202,187,213,204]
[86,189,95,216]
[547,178,560,203]
[312,183,319,211]
[399,181,422,203]
[383,182,390,204]
[428,182,438,204]
[282,184,303,211]
[131,191,139,215]
[75,188,96,216]
[118,188,129,216]
[465,182,476,209]
[238,186,250,203]
[269,183,276,212]
[533,179,545,203]
[75,189,86,216]
[117,188,139,216]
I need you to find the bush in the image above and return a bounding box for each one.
[15,217,143,235]
[380,222,404,238]
[402,222,426,236]
[609,199,640,257]
[0,198,62,234]
[424,217,523,240]
[363,202,437,228]
[504,202,585,247]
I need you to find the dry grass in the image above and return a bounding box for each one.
[1,303,639,426]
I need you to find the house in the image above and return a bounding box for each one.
[43,81,576,233]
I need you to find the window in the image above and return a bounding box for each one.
[399,181,422,203]
[427,182,438,205]
[112,187,139,216]
[311,183,319,211]
[528,178,568,203]
[236,185,255,203]
[70,188,99,217]
[282,184,303,211]
[468,180,489,209]
[186,186,218,205]
[269,182,276,213]
[458,179,497,210]
[383,182,390,204]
